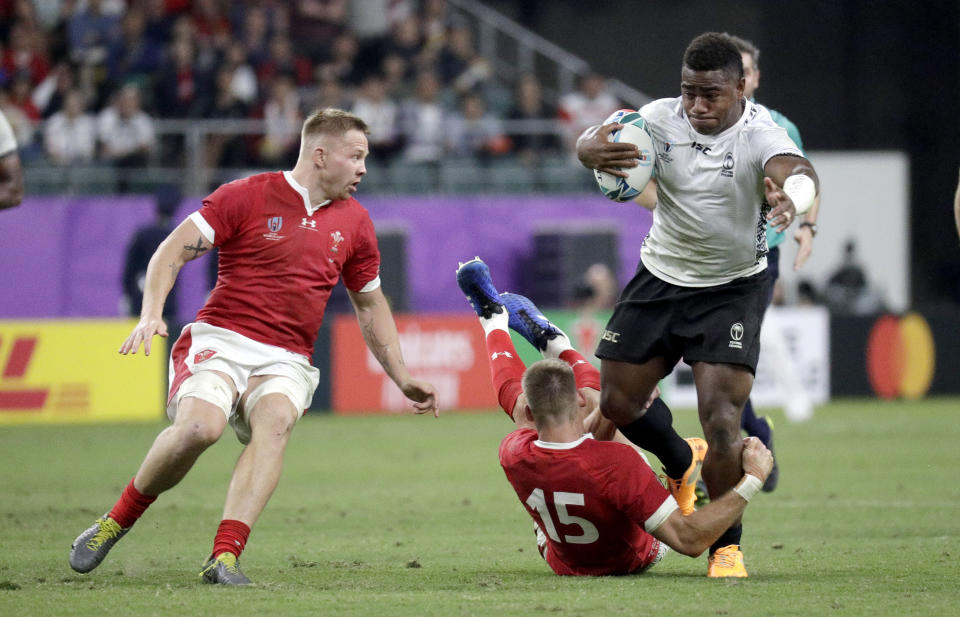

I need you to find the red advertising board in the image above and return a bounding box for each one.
[331,313,497,414]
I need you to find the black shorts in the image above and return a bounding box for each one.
[595,262,770,374]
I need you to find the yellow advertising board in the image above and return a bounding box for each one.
[0,319,166,424]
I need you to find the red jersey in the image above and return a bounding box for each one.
[191,171,380,357]
[499,429,676,576]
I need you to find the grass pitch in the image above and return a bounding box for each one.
[0,398,958,617]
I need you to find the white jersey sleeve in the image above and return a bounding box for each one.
[0,110,18,158]
[638,98,802,287]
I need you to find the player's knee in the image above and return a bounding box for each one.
[245,377,303,437]
[599,386,639,426]
[174,372,234,446]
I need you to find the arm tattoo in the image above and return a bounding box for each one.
[184,236,208,259]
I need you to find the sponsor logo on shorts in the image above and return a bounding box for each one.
[193,349,217,364]
[728,323,744,349]
[601,329,620,343]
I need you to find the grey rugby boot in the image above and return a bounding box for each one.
[200,552,252,585]
[69,514,130,573]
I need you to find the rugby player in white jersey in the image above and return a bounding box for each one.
[576,32,819,577]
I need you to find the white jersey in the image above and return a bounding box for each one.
[0,109,17,158]
[640,98,802,287]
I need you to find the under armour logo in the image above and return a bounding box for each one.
[491,351,514,360]
[571,360,588,367]
[301,218,317,228]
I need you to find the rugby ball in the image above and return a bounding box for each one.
[594,110,656,202]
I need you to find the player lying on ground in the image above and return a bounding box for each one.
[456,258,773,575]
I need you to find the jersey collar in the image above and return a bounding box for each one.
[534,433,594,450]
[283,171,332,215]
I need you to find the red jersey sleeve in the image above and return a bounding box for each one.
[603,447,674,531]
[195,180,250,246]
[341,208,381,292]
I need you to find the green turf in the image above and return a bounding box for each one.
[1,398,958,616]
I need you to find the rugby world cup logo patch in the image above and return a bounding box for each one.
[267,216,283,232]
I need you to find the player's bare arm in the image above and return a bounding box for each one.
[119,218,214,356]
[763,155,819,233]
[793,193,821,270]
[348,287,440,416]
[0,152,24,210]
[576,123,640,177]
[651,436,773,557]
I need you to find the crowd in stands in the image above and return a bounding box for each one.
[0,0,625,187]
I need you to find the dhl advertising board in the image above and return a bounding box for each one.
[332,313,497,413]
[0,320,165,424]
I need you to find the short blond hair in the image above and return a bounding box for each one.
[301,108,369,142]
[522,359,578,425]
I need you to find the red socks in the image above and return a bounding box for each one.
[108,478,157,529]
[485,329,526,419]
[212,519,251,559]
[559,349,601,391]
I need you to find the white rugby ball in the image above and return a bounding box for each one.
[594,110,656,202]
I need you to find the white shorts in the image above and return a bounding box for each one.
[167,322,320,443]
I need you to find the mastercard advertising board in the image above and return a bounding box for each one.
[0,320,166,424]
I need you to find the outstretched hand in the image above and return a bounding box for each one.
[576,123,640,177]
[793,224,815,270]
[401,379,440,417]
[764,176,798,233]
[119,317,168,356]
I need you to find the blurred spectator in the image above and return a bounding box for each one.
[31,61,76,118]
[435,25,491,95]
[445,92,508,161]
[348,0,410,43]
[221,40,258,106]
[257,72,301,166]
[399,69,446,163]
[507,73,561,165]
[795,279,821,306]
[141,0,175,52]
[351,74,400,161]
[237,4,271,67]
[383,15,424,70]
[2,20,51,86]
[97,84,155,192]
[574,263,618,312]
[44,87,96,164]
[257,34,312,87]
[191,0,231,48]
[290,0,347,59]
[0,90,35,157]
[558,73,620,151]
[316,32,363,87]
[122,184,181,319]
[421,0,450,56]
[201,66,251,168]
[381,52,413,100]
[7,72,41,123]
[823,239,885,315]
[106,7,164,93]
[67,0,118,68]
[314,76,350,111]
[154,36,206,118]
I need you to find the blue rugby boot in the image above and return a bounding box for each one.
[456,258,505,319]
[500,292,564,352]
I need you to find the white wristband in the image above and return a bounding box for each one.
[733,474,763,502]
[782,174,816,215]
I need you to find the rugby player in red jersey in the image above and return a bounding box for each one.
[70,109,438,585]
[456,258,772,575]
